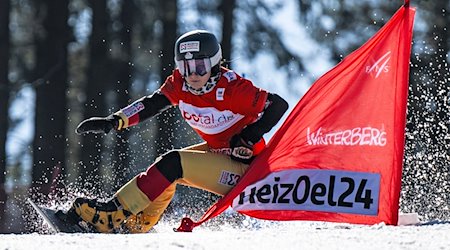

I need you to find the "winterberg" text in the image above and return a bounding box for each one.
[307,127,387,146]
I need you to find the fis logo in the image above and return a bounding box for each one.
[366,51,391,78]
[216,88,225,101]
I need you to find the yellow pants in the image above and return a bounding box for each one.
[115,142,249,233]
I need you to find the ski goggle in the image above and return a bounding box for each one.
[176,58,212,76]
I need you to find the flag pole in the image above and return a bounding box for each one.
[404,0,410,7]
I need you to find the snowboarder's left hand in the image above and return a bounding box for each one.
[230,134,254,163]
[75,115,121,135]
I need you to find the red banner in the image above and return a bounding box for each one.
[176,2,415,231]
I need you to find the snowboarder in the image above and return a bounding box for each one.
[70,30,289,233]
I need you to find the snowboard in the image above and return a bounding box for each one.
[27,198,88,233]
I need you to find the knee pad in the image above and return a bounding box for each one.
[135,150,181,204]
[155,150,183,182]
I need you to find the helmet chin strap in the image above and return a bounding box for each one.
[184,73,221,95]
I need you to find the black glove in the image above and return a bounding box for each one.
[75,115,120,135]
[230,134,254,164]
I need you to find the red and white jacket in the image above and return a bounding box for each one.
[116,67,268,154]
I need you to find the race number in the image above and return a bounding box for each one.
[219,170,241,187]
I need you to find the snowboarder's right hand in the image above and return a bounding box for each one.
[230,134,254,163]
[75,115,121,135]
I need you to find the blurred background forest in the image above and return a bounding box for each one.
[0,0,448,233]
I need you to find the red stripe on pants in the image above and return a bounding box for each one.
[128,114,140,126]
[136,165,172,201]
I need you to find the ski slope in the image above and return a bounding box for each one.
[1,219,450,250]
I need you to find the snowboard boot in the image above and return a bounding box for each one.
[122,212,159,233]
[69,197,131,233]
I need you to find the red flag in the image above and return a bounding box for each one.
[176,2,415,232]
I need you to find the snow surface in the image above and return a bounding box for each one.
[1,220,450,250]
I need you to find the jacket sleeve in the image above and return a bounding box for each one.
[239,93,289,145]
[114,91,172,129]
